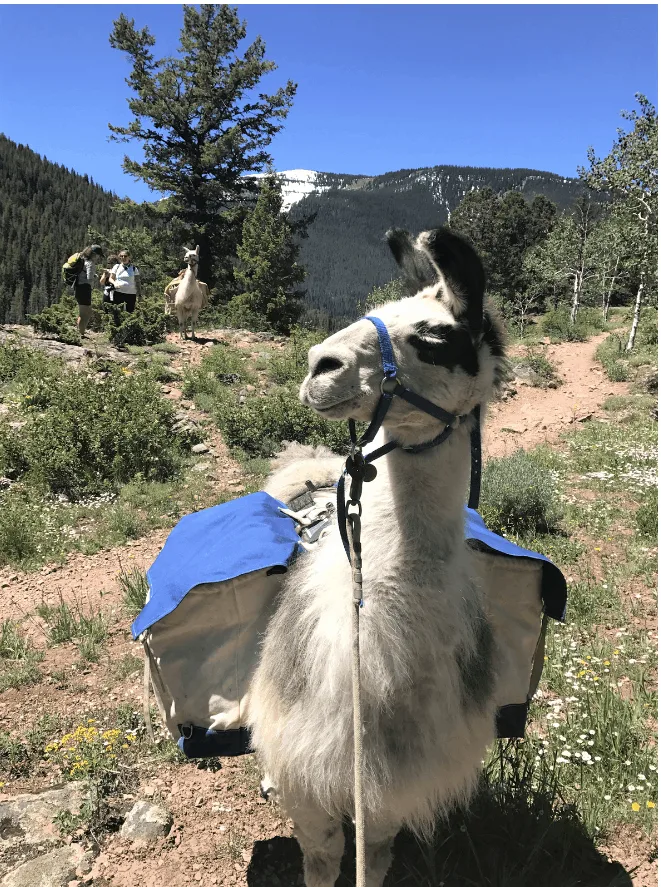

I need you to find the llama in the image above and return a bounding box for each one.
[173,246,208,340]
[248,227,507,887]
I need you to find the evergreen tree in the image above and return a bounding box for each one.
[108,5,297,291]
[449,188,557,303]
[230,172,306,334]
[580,94,658,349]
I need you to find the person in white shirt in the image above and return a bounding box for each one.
[74,244,104,336]
[109,250,141,313]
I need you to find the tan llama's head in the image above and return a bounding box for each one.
[299,227,507,447]
[184,245,200,267]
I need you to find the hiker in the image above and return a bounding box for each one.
[74,245,105,336]
[109,250,141,314]
[99,255,121,325]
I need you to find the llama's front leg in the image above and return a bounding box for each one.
[288,799,344,887]
[363,819,398,887]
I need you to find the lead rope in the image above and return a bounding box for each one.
[345,445,369,887]
[348,506,366,887]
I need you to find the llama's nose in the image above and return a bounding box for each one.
[310,354,344,378]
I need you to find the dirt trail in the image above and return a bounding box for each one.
[484,332,630,459]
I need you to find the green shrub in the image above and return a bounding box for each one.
[0,620,42,691]
[107,296,169,347]
[215,384,350,458]
[182,343,252,404]
[513,348,560,388]
[29,295,81,345]
[266,327,325,385]
[2,367,186,499]
[118,567,149,616]
[541,307,605,343]
[595,334,632,382]
[0,344,63,396]
[635,488,657,539]
[481,449,563,535]
[0,485,60,567]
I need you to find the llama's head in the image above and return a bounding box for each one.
[184,245,200,267]
[300,227,506,447]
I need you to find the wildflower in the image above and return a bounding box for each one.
[638,774,647,781]
[631,802,641,812]
[627,785,636,791]
[647,801,655,809]
[604,794,612,801]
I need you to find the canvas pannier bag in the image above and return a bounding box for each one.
[132,489,566,758]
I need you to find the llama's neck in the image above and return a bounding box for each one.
[360,425,471,565]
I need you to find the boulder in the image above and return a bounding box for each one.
[1,844,91,887]
[0,785,87,849]
[120,801,172,842]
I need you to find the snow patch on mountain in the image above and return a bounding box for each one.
[252,169,330,212]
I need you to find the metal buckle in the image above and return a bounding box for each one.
[380,375,400,395]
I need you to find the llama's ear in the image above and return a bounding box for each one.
[417,228,485,335]
[386,228,436,290]
[195,245,200,256]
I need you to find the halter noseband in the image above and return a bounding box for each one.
[337,315,482,560]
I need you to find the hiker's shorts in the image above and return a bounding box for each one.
[74,284,92,307]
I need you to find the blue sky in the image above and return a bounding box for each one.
[0,4,656,201]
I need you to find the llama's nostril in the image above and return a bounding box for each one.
[312,357,343,377]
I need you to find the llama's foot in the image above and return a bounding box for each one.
[288,801,343,887]
[363,825,397,887]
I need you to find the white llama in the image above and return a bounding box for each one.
[248,227,507,887]
[174,245,208,340]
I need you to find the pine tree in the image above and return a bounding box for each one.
[108,5,296,291]
[230,173,306,334]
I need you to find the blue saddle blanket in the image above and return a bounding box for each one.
[132,491,566,639]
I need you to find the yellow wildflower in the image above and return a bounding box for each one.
[646,801,655,809]
[631,802,641,812]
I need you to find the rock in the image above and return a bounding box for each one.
[191,443,209,454]
[191,462,211,473]
[0,784,87,848]
[577,413,593,423]
[120,801,172,842]
[1,844,91,887]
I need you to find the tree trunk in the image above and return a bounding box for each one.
[604,256,619,320]
[626,276,644,352]
[569,272,580,324]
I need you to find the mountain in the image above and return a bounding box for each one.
[0,134,116,323]
[281,166,591,328]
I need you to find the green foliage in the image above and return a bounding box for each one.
[481,449,563,535]
[0,366,185,499]
[265,327,325,384]
[37,596,109,662]
[580,95,658,350]
[540,307,605,342]
[450,188,557,302]
[182,343,253,408]
[0,134,116,324]
[595,334,632,382]
[362,278,407,314]
[0,619,42,691]
[231,173,306,334]
[215,384,349,458]
[118,567,149,616]
[514,348,560,388]
[109,6,296,290]
[28,294,81,345]
[635,488,657,538]
[107,296,169,347]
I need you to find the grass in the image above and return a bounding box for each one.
[37,594,109,663]
[118,567,149,616]
[0,619,43,691]
[512,347,562,388]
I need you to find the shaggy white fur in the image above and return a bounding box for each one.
[248,227,507,887]
[174,246,206,340]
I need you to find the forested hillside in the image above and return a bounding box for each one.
[289,165,591,327]
[0,135,116,323]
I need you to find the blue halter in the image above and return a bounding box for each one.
[337,315,482,560]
